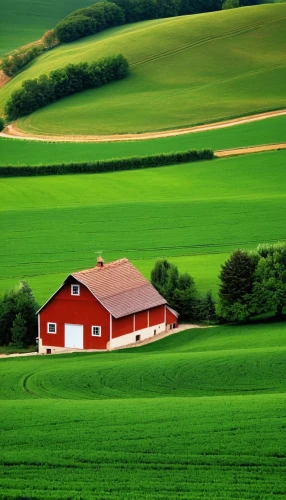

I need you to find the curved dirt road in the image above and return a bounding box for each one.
[1,108,286,143]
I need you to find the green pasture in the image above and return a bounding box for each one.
[1,150,285,304]
[0,324,285,498]
[0,0,98,57]
[1,114,285,166]
[1,4,286,134]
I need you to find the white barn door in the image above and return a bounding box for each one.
[65,324,83,349]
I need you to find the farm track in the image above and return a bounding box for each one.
[2,109,286,145]
[131,15,286,68]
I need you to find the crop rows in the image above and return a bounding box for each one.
[0,322,285,499]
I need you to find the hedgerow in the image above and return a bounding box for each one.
[5,54,129,119]
[0,149,214,177]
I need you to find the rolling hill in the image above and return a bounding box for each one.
[1,3,285,135]
[0,323,285,498]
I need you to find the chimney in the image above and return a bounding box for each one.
[96,256,104,268]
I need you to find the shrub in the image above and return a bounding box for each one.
[5,54,129,120]
[0,117,5,132]
[2,45,43,77]
[0,149,214,178]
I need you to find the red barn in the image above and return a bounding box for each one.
[38,258,178,354]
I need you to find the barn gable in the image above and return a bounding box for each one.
[38,258,178,354]
[38,258,167,318]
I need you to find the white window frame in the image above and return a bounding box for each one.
[91,326,101,337]
[71,284,80,296]
[47,322,57,334]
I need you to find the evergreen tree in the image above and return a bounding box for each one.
[196,291,216,324]
[218,250,259,322]
[0,281,39,346]
[11,313,28,347]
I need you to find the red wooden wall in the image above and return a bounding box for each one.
[40,281,110,350]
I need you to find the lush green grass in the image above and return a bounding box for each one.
[0,150,285,304]
[0,324,285,498]
[1,4,285,134]
[1,114,285,166]
[0,0,98,57]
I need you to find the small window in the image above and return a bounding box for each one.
[71,284,80,296]
[91,326,101,337]
[47,323,56,334]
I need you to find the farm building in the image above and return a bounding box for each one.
[37,258,178,354]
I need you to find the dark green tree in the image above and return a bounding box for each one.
[196,291,216,324]
[0,117,5,132]
[252,242,286,318]
[0,281,38,346]
[151,259,172,294]
[11,313,28,347]
[218,250,259,322]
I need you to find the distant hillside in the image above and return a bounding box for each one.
[0,0,98,57]
[1,3,285,135]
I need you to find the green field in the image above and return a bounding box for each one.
[0,0,98,57]
[0,323,285,498]
[1,150,285,304]
[1,4,285,135]
[1,114,285,166]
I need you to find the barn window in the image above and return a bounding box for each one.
[91,326,101,337]
[47,323,57,334]
[71,284,80,296]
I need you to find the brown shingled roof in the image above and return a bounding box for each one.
[71,258,166,318]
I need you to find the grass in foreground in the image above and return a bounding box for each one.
[1,4,286,134]
[0,150,285,304]
[0,114,285,166]
[0,324,285,499]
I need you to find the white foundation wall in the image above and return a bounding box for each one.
[109,322,166,349]
[38,338,84,354]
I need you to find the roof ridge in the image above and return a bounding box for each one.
[73,257,128,275]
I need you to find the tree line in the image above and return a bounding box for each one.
[2,31,58,78]
[5,54,129,119]
[55,0,263,44]
[218,242,286,322]
[0,282,38,348]
[151,241,286,326]
[151,260,216,324]
[222,0,260,9]
[0,149,214,178]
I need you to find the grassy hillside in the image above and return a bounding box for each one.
[1,4,285,135]
[0,324,285,498]
[0,0,97,57]
[0,150,285,304]
[1,114,285,166]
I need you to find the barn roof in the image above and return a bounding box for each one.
[37,258,167,318]
[71,258,166,318]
